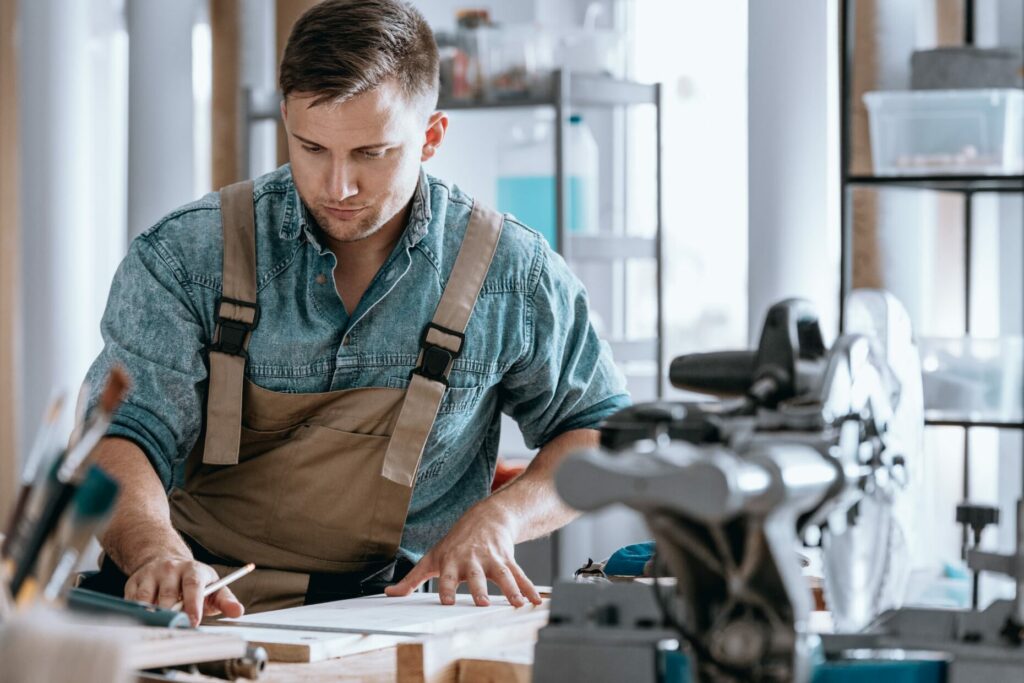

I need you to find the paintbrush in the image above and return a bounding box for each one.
[1,393,66,561]
[38,466,119,604]
[59,368,130,484]
[0,565,13,621]
[66,381,91,450]
[8,368,130,599]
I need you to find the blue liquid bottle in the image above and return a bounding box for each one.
[497,113,599,248]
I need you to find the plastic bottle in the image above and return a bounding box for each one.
[497,113,600,248]
[568,114,599,236]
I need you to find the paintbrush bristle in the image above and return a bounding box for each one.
[98,367,131,415]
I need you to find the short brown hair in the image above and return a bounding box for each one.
[279,0,439,109]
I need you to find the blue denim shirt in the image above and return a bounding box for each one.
[85,164,630,558]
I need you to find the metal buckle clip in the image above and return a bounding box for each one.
[211,297,260,358]
[412,323,464,385]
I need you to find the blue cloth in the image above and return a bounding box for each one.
[604,541,656,576]
[83,164,630,558]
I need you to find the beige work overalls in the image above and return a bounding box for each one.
[167,180,503,614]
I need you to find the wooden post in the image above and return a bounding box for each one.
[850,0,963,291]
[275,0,320,165]
[850,0,882,289]
[210,0,243,188]
[1,0,22,504]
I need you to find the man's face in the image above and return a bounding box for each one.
[282,80,446,244]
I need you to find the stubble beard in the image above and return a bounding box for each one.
[310,204,385,244]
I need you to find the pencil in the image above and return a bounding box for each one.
[171,563,255,612]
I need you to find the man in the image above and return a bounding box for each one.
[83,0,629,627]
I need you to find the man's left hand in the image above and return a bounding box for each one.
[384,502,542,607]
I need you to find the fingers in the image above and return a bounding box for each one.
[126,572,156,604]
[465,561,489,607]
[385,556,435,598]
[427,557,536,608]
[209,587,244,619]
[437,561,460,606]
[156,564,183,609]
[123,557,246,627]
[487,562,525,607]
[180,567,205,626]
[509,562,543,605]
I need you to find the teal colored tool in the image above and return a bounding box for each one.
[67,587,192,629]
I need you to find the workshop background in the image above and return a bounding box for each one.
[0,0,1021,599]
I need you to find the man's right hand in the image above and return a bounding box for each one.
[124,555,244,627]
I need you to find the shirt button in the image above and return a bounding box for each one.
[315,273,327,285]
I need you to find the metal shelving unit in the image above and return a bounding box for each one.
[438,69,665,398]
[846,174,1023,193]
[839,0,1024,504]
[438,70,664,584]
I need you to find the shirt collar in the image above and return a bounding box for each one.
[280,167,433,249]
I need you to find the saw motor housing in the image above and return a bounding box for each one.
[545,292,919,682]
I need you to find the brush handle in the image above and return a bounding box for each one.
[9,481,76,597]
[6,458,65,565]
[0,486,31,559]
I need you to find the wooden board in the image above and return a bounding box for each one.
[457,658,532,683]
[201,625,413,663]
[165,647,398,683]
[396,611,546,683]
[220,592,547,636]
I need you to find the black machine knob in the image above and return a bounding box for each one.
[957,502,1001,611]
[668,299,827,407]
[669,350,757,396]
[956,503,1000,534]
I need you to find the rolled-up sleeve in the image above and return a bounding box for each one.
[500,245,631,449]
[84,234,208,490]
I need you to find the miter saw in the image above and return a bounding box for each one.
[532,290,1024,683]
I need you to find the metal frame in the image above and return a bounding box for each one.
[837,0,1024,500]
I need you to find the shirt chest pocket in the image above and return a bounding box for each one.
[385,376,487,415]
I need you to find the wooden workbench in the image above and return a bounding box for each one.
[170,595,544,683]
[170,639,534,683]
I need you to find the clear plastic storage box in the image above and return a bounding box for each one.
[919,336,1023,424]
[863,88,1023,175]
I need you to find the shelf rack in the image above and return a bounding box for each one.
[838,0,1024,503]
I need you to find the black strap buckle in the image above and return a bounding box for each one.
[412,323,464,385]
[211,297,261,358]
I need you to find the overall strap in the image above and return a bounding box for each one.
[202,180,260,465]
[380,203,504,486]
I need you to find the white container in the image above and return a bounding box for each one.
[863,88,1023,175]
[919,336,1023,424]
[568,114,600,236]
[496,113,600,247]
[557,28,625,77]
